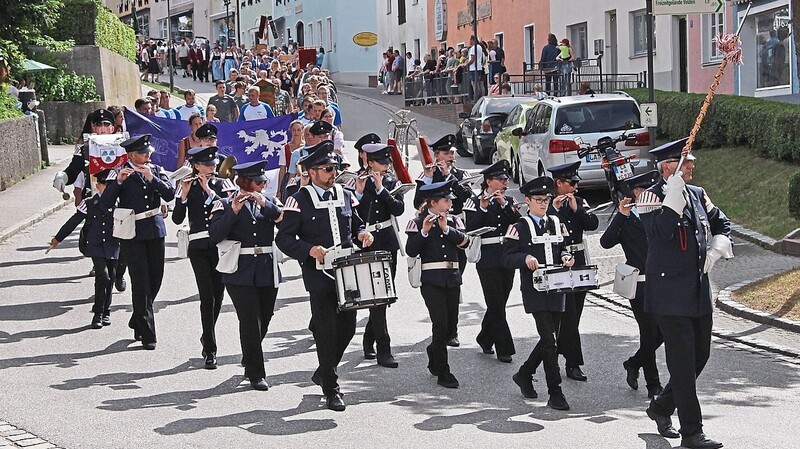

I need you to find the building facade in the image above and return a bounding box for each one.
[377,0,429,65]
[236,0,273,50]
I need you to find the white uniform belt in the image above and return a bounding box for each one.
[421,261,458,271]
[567,243,585,252]
[239,245,273,255]
[134,208,161,220]
[637,275,646,282]
[366,218,393,232]
[481,236,504,245]
[188,230,209,241]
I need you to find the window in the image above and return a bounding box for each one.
[387,0,391,15]
[553,101,641,135]
[326,18,333,52]
[138,13,150,38]
[523,25,534,64]
[398,0,406,25]
[316,20,322,47]
[756,8,791,88]
[702,13,725,63]
[308,24,314,45]
[412,0,418,4]
[631,9,654,57]
[568,22,588,60]
[158,18,168,39]
[414,39,420,61]
[494,32,504,50]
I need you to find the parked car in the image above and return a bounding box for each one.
[494,101,539,184]
[457,95,538,164]
[515,92,655,189]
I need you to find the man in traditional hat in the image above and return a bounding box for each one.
[637,138,731,449]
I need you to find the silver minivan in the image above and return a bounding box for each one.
[515,93,655,189]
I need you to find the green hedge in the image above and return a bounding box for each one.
[625,88,800,163]
[0,90,25,120]
[52,0,136,62]
[29,70,100,103]
[790,172,800,220]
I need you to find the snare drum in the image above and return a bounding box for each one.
[332,251,397,312]
[532,265,599,293]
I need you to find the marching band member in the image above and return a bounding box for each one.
[285,120,332,198]
[275,140,373,411]
[49,169,119,329]
[172,146,236,369]
[349,136,405,368]
[101,134,176,350]
[638,139,731,449]
[406,180,470,389]
[503,177,574,410]
[208,160,283,391]
[464,160,520,363]
[599,170,664,398]
[546,161,598,381]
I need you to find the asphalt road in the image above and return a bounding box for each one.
[0,87,798,449]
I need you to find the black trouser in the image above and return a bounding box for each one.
[650,313,712,437]
[421,283,460,376]
[476,267,516,357]
[199,61,209,81]
[192,62,201,81]
[557,290,586,367]
[115,248,126,285]
[226,283,277,380]
[180,56,189,74]
[188,247,225,357]
[121,238,165,344]
[545,72,559,95]
[310,289,357,396]
[363,253,397,355]
[91,257,116,315]
[627,284,663,388]
[520,310,563,394]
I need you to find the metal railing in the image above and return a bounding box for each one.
[403,73,470,106]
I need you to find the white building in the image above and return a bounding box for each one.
[376,0,429,64]
[236,0,273,50]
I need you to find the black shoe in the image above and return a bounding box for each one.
[437,372,459,388]
[647,385,664,399]
[326,393,346,411]
[447,337,460,347]
[426,346,438,376]
[250,378,269,391]
[115,278,126,292]
[133,331,142,341]
[142,341,156,350]
[623,360,639,390]
[497,354,513,363]
[646,407,680,438]
[477,341,494,354]
[204,354,217,370]
[377,353,398,368]
[681,433,723,449]
[363,342,377,360]
[311,371,322,386]
[91,313,103,329]
[547,391,570,410]
[512,372,538,399]
[101,313,111,326]
[566,366,587,381]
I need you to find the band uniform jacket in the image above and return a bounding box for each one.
[599,209,648,273]
[463,194,521,269]
[101,162,176,240]
[547,195,599,267]
[172,177,236,250]
[64,143,91,198]
[347,173,405,252]
[55,193,120,260]
[502,215,570,314]
[405,214,468,288]
[637,180,731,317]
[275,186,366,292]
[412,165,472,214]
[208,194,282,287]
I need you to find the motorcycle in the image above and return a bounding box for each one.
[574,132,651,206]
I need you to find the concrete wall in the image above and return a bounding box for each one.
[0,116,41,191]
[52,45,140,107]
[39,101,106,145]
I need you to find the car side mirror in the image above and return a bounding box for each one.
[458,112,469,119]
[511,127,523,137]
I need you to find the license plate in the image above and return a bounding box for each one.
[614,163,634,180]
[585,153,601,163]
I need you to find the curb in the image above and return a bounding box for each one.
[729,223,782,253]
[0,419,63,448]
[716,277,800,334]
[0,199,71,245]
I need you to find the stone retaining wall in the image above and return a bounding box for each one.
[39,101,106,145]
[0,115,41,191]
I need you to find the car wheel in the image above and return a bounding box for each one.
[455,131,470,157]
[473,137,489,164]
[537,162,546,177]
[491,145,502,164]
[512,153,521,184]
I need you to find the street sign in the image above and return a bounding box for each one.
[653,0,722,15]
[641,103,658,127]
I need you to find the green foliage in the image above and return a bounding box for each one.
[53,0,136,62]
[0,90,24,120]
[0,39,26,74]
[790,172,800,220]
[625,88,800,163]
[29,70,99,103]
[0,0,66,54]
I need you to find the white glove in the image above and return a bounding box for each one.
[704,235,734,273]
[662,171,686,216]
[53,171,68,192]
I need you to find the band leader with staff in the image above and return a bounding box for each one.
[209,160,284,391]
[463,160,520,363]
[172,146,236,369]
[275,140,374,412]
[101,134,176,350]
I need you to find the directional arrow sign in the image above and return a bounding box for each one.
[641,103,658,127]
[653,0,718,15]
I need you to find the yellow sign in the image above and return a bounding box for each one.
[353,32,378,47]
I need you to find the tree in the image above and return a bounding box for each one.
[0,0,71,73]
